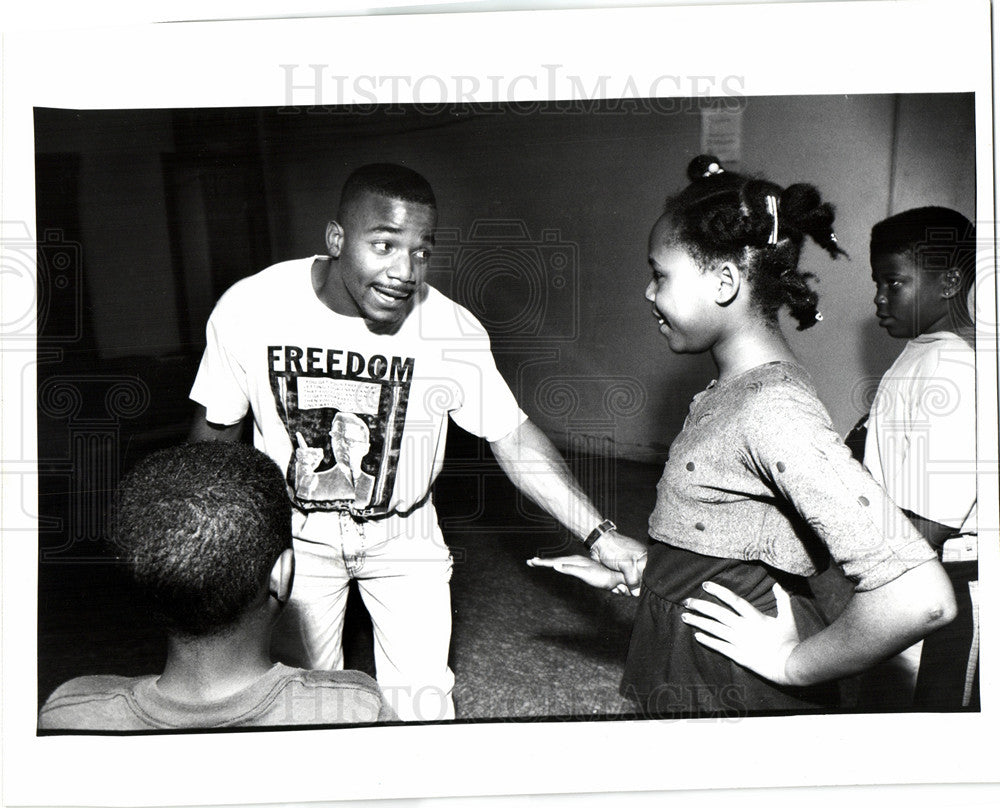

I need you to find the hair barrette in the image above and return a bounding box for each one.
[702,162,725,178]
[765,194,780,245]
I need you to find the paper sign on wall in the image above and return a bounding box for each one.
[701,106,743,164]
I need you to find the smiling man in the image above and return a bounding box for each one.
[189,163,647,721]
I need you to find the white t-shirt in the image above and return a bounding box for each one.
[864,331,977,534]
[191,257,526,533]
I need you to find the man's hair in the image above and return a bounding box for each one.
[870,206,977,304]
[113,442,292,637]
[338,163,436,219]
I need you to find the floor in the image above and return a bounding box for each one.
[37,438,652,720]
[38,437,869,721]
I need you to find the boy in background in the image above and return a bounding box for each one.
[39,442,396,730]
[865,206,978,709]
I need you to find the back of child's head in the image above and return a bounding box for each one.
[870,206,976,323]
[113,442,292,637]
[338,162,436,219]
[661,155,846,330]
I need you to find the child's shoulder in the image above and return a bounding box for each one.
[893,331,975,379]
[729,361,819,406]
[907,330,974,357]
[727,361,831,433]
[43,674,142,703]
[281,665,384,697]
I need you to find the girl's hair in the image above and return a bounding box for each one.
[662,155,847,330]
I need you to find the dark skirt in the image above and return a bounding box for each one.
[620,542,840,717]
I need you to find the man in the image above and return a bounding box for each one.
[189,163,646,721]
[39,442,396,730]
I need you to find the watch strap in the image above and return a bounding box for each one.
[583,519,617,550]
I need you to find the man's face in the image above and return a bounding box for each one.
[325,191,436,329]
[871,251,952,339]
[330,416,371,472]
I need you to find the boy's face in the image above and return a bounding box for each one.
[871,251,953,339]
[325,191,436,329]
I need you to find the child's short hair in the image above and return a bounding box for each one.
[870,206,976,315]
[338,163,436,218]
[112,442,293,636]
[662,155,846,330]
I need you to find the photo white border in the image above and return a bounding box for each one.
[2,1,997,805]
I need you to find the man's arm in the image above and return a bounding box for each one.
[189,405,244,443]
[489,419,647,588]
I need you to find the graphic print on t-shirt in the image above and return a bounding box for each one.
[268,344,413,516]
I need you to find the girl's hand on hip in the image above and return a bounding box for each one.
[682,580,800,685]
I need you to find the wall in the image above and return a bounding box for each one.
[892,94,976,217]
[743,94,975,445]
[257,94,976,459]
[35,109,181,359]
[36,93,976,462]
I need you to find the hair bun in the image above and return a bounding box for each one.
[779,183,847,259]
[687,155,726,182]
[780,184,823,224]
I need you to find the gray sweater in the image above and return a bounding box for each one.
[39,663,396,730]
[649,361,935,591]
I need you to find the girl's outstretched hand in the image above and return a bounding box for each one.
[682,580,800,685]
[527,555,638,595]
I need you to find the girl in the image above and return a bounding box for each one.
[529,156,956,714]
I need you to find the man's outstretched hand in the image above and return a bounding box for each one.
[589,530,647,592]
[527,555,634,595]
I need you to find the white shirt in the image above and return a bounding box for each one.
[864,331,977,534]
[191,257,526,537]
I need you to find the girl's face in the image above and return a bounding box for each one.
[645,216,723,353]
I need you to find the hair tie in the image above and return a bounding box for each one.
[815,311,824,322]
[702,161,725,178]
[828,230,849,258]
[765,194,780,245]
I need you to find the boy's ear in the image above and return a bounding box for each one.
[325,220,344,258]
[940,267,962,299]
[715,262,741,306]
[269,548,295,605]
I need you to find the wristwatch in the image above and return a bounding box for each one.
[583,519,617,551]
